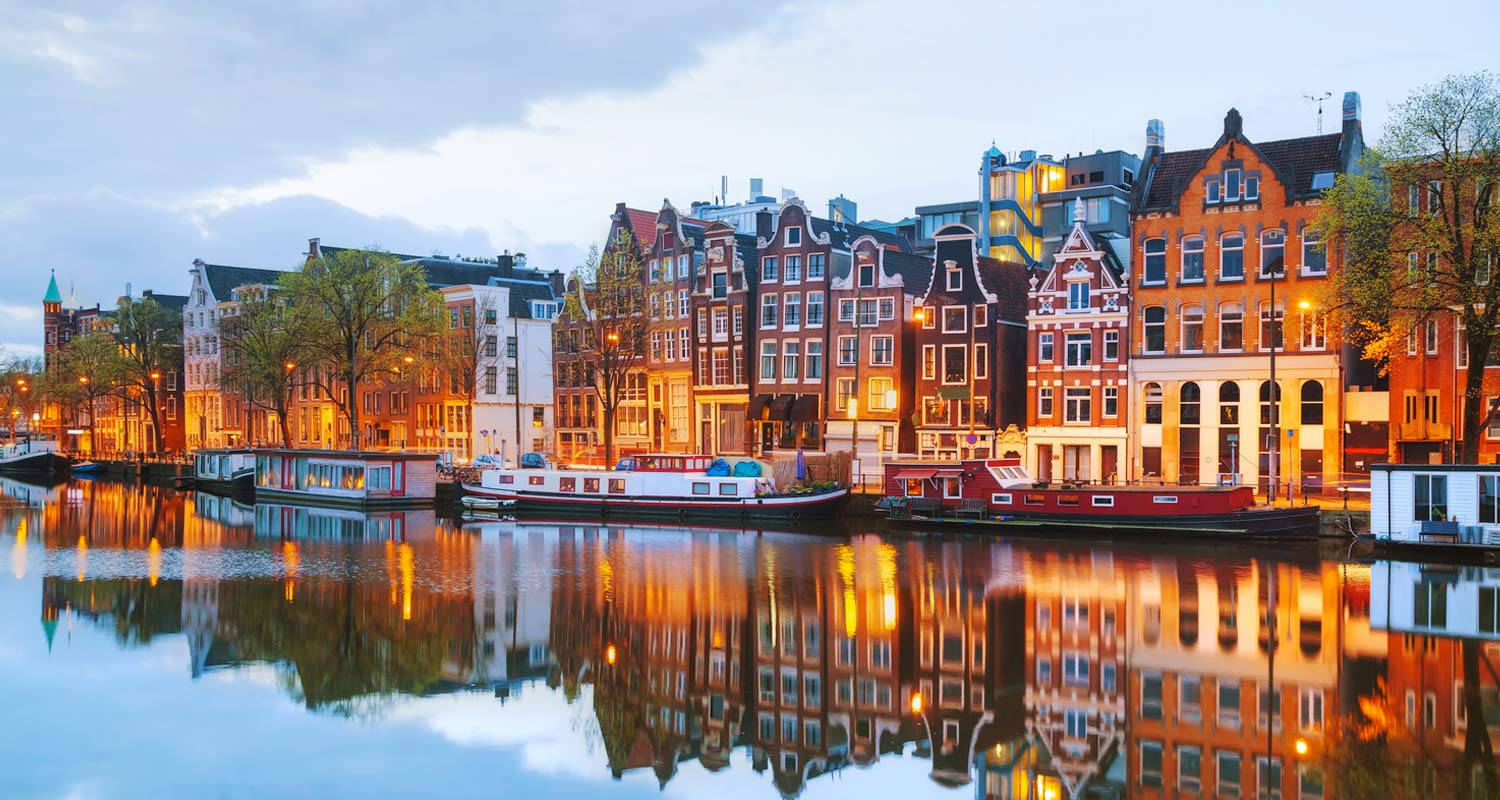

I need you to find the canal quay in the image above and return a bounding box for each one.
[1,476,1495,799]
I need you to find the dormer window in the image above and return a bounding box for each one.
[1244,175,1259,201]
[531,301,558,319]
[1206,181,1221,203]
[946,266,962,291]
[785,226,802,247]
[859,263,876,288]
[1224,169,1242,201]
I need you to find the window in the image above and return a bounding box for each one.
[759,342,776,381]
[1245,174,1260,200]
[1300,382,1323,425]
[1144,383,1163,424]
[1415,474,1448,522]
[1482,476,1500,524]
[711,272,728,299]
[1144,238,1166,284]
[942,306,966,333]
[1260,229,1286,278]
[1259,381,1281,425]
[1037,657,1052,684]
[871,335,893,366]
[838,336,857,366]
[922,345,936,380]
[484,366,497,394]
[1039,332,1054,362]
[1219,680,1242,729]
[1103,329,1119,361]
[711,308,728,339]
[785,226,801,246]
[1429,181,1442,214]
[1068,281,1090,310]
[806,341,823,380]
[782,342,800,381]
[1104,386,1118,417]
[677,254,689,279]
[878,297,895,321]
[505,367,518,396]
[1182,305,1205,352]
[760,294,778,328]
[1219,303,1244,351]
[835,378,855,411]
[806,292,824,326]
[1038,387,1054,418]
[838,298,854,323]
[809,253,825,279]
[1207,179,1222,203]
[1143,306,1166,353]
[785,255,802,282]
[869,377,894,410]
[1225,168,1242,201]
[1256,758,1282,800]
[1300,308,1326,350]
[1182,236,1206,282]
[1065,332,1092,366]
[783,293,801,327]
[1217,751,1242,797]
[1259,302,1284,351]
[1181,382,1202,424]
[1221,233,1245,280]
[919,306,934,328]
[1482,584,1500,632]
[857,262,875,287]
[1425,319,1439,354]
[942,346,967,384]
[1065,708,1087,738]
[1179,746,1203,794]
[1141,741,1164,788]
[946,265,962,291]
[1302,229,1326,274]
[1065,388,1091,423]
[1299,688,1324,732]
[974,305,987,326]
[761,256,778,282]
[679,290,689,318]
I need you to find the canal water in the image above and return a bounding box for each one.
[1,478,1496,799]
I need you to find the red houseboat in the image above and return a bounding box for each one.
[883,458,1317,537]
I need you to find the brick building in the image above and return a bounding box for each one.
[643,201,704,454]
[912,223,1029,461]
[1129,96,1366,491]
[692,220,757,455]
[1026,201,1131,482]
[183,259,285,448]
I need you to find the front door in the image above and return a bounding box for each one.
[701,421,713,455]
[1063,445,1090,482]
[761,422,775,454]
[1036,444,1053,482]
[1101,445,1118,485]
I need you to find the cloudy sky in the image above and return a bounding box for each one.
[3,0,1497,355]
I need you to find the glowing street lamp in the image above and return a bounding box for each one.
[909,692,923,714]
[605,643,618,666]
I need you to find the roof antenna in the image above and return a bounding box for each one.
[1303,92,1332,134]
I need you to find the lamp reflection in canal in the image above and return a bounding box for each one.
[75,535,87,582]
[282,541,299,603]
[399,542,413,621]
[605,643,617,666]
[11,518,26,579]
[147,537,161,586]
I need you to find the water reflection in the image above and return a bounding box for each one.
[6,477,1500,797]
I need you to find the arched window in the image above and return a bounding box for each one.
[1144,383,1163,424]
[1220,234,1245,280]
[1181,305,1205,353]
[1181,236,1206,282]
[1301,381,1324,425]
[1260,229,1286,278]
[1219,382,1240,425]
[1259,381,1282,426]
[1143,306,1166,354]
[1144,238,1167,285]
[1181,382,1202,425]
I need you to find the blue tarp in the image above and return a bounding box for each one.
[732,460,762,477]
[705,458,731,477]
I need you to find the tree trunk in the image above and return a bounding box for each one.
[144,383,165,455]
[346,358,360,451]
[1462,333,1495,463]
[277,394,292,449]
[1461,640,1500,798]
[603,406,614,469]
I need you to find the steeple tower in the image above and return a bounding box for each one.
[43,270,62,314]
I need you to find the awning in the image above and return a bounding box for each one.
[894,469,938,480]
[769,394,796,421]
[790,394,821,422]
[934,469,963,479]
[937,385,969,400]
[747,394,773,420]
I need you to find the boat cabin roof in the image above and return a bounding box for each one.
[623,454,719,473]
[255,449,438,463]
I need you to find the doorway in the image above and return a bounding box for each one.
[1062,445,1090,482]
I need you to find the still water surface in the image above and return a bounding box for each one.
[1,478,1496,799]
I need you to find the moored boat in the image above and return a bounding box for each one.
[1369,463,1500,561]
[0,438,64,476]
[70,461,100,473]
[460,495,516,511]
[252,449,438,509]
[883,458,1319,537]
[184,448,256,494]
[462,453,849,521]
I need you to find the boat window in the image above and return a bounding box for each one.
[992,493,1012,505]
[368,467,391,491]
[718,483,738,496]
[943,477,962,498]
[608,479,627,494]
[1153,495,1179,504]
[528,475,545,486]
[584,478,600,493]
[905,480,924,497]
[559,477,577,492]
[693,482,711,496]
[1057,494,1080,507]
[500,475,515,485]
[1024,493,1045,506]
[1092,495,1115,507]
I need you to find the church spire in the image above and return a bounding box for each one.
[43,270,62,305]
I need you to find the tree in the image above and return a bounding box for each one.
[1317,72,1500,462]
[220,288,304,448]
[563,233,648,468]
[111,295,183,455]
[282,248,444,450]
[47,332,124,454]
[0,351,43,442]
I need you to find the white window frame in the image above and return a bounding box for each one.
[870,335,894,366]
[941,305,967,334]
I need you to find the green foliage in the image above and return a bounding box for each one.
[563,232,650,466]
[220,289,304,447]
[111,295,183,453]
[281,248,445,449]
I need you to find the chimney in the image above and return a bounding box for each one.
[496,252,514,277]
[548,270,565,298]
[191,258,205,271]
[307,237,320,258]
[1223,108,1244,139]
[613,201,627,220]
[755,209,775,242]
[515,252,527,272]
[1340,91,1363,170]
[1145,119,1165,153]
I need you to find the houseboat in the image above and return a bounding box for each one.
[252,449,438,509]
[253,501,435,540]
[1369,463,1500,560]
[883,458,1319,537]
[0,437,64,476]
[462,453,849,521]
[181,448,256,494]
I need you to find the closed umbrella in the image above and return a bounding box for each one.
[795,448,807,481]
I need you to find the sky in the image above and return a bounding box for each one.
[3,0,1498,357]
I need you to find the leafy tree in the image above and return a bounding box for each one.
[281,248,444,450]
[0,351,43,440]
[1317,71,1500,461]
[47,332,124,454]
[220,287,303,448]
[562,233,648,468]
[111,295,183,454]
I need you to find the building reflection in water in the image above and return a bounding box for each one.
[14,478,1500,797]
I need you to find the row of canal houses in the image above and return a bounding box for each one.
[556,91,1378,492]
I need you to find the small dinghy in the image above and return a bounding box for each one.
[71,461,101,473]
[461,495,517,510]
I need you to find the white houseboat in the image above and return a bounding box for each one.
[0,438,63,476]
[1370,559,1500,640]
[462,453,849,521]
[253,449,438,509]
[185,448,256,494]
[1371,464,1500,558]
[253,502,434,539]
